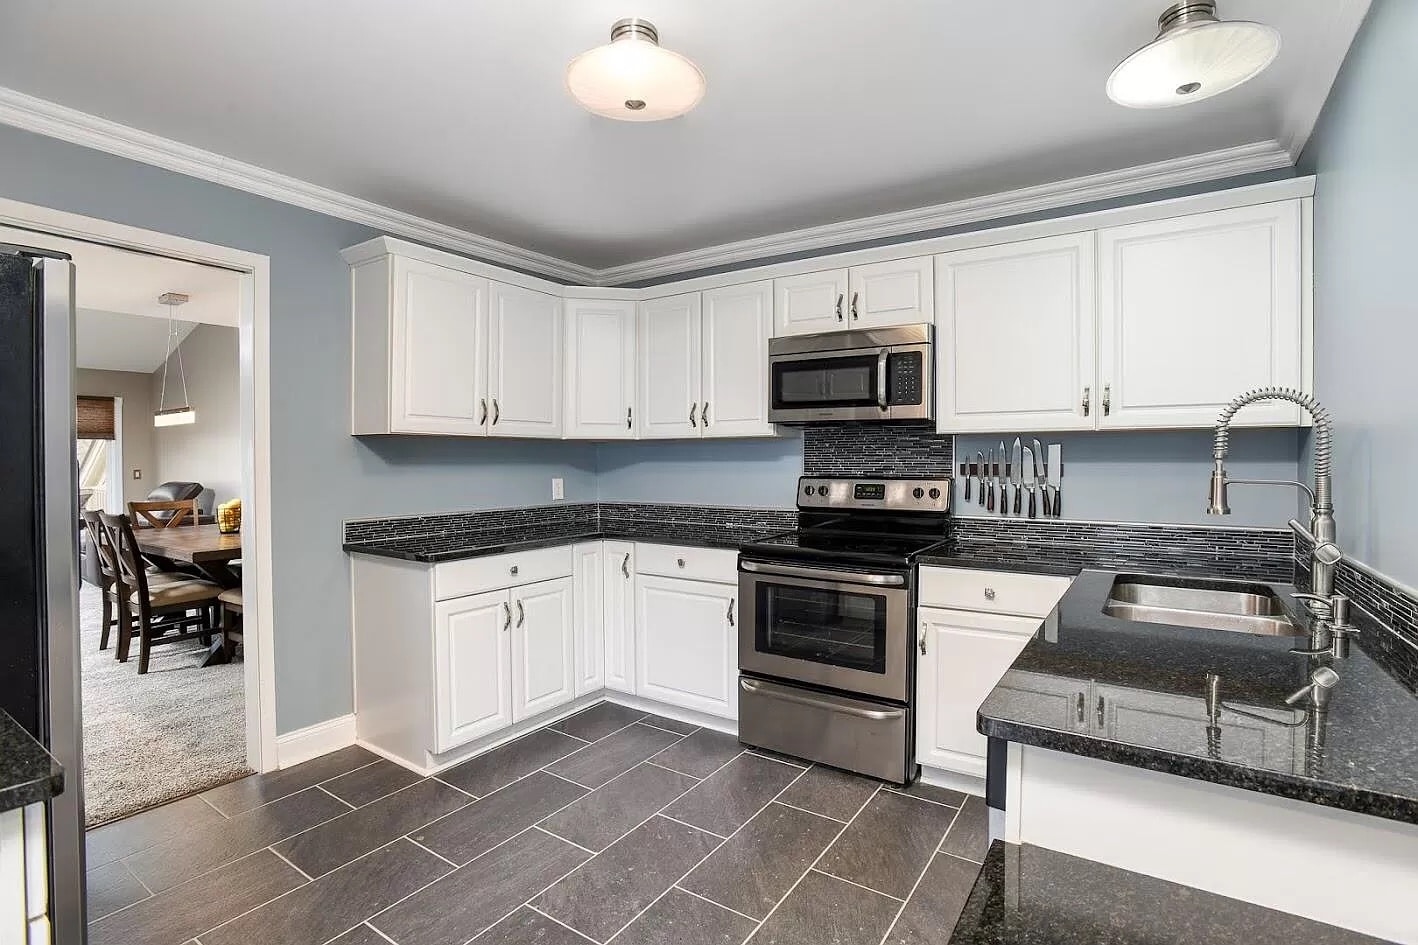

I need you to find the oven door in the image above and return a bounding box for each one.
[738,559,910,702]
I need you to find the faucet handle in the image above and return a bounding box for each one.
[1285,666,1340,707]
[1291,592,1334,619]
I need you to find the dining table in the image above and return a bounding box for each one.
[134,524,242,666]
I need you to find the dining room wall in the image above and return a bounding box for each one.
[74,367,156,506]
[149,323,241,506]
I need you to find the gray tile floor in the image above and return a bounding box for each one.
[85,700,988,945]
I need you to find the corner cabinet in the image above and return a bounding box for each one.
[565,299,636,439]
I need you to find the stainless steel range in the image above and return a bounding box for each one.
[737,476,951,784]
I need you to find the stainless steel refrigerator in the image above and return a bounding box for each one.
[0,244,86,943]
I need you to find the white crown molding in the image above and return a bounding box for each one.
[592,140,1295,285]
[0,85,1296,288]
[0,86,599,284]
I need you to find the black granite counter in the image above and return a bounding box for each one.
[948,842,1389,944]
[0,710,63,813]
[919,535,1293,582]
[344,523,786,562]
[979,568,1418,825]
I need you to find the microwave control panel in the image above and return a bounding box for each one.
[888,352,924,406]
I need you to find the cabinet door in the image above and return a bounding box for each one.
[603,541,636,694]
[1097,202,1304,429]
[916,607,1039,777]
[488,282,563,437]
[572,543,604,697]
[390,257,489,435]
[511,577,575,721]
[774,269,848,336]
[701,280,774,438]
[434,590,511,751]
[565,299,636,439]
[935,234,1096,433]
[638,293,703,439]
[635,574,736,719]
[847,257,933,328]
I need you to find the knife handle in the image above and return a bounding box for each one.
[1053,485,1061,518]
[964,474,972,502]
[1041,487,1052,518]
[1028,489,1037,519]
[986,479,995,512]
[1013,481,1022,515]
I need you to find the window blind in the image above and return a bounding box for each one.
[76,396,116,440]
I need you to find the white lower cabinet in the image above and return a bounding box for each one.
[511,578,575,720]
[572,544,605,696]
[916,607,1040,778]
[603,541,636,694]
[635,573,737,719]
[434,590,513,752]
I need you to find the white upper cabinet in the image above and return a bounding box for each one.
[510,577,575,721]
[847,257,934,328]
[1096,202,1305,429]
[352,255,490,436]
[638,292,703,439]
[774,269,848,336]
[701,281,774,438]
[773,258,932,336]
[565,298,637,439]
[488,283,563,438]
[433,590,512,752]
[935,234,1097,433]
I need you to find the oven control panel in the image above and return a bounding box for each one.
[798,477,952,512]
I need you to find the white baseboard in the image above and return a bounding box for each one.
[275,714,356,769]
[918,764,986,799]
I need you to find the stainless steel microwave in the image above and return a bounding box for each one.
[767,324,933,423]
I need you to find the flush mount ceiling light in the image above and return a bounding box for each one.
[1107,1,1280,108]
[566,18,706,121]
[153,292,196,427]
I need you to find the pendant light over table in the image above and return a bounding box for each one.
[1107,1,1280,108]
[153,291,196,427]
[566,18,706,121]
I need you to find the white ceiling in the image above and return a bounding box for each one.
[0,1,1368,272]
[0,225,241,371]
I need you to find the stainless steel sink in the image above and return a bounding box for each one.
[1103,576,1303,636]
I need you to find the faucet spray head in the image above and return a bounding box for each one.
[1206,460,1230,515]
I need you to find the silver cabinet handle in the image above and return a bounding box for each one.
[1082,386,1091,417]
[851,291,859,320]
[492,398,500,425]
[676,558,686,568]
[689,402,697,427]
[510,565,519,576]
[1096,694,1105,727]
[502,602,511,632]
[1103,383,1111,417]
[1075,692,1085,723]
[919,628,928,656]
[702,401,709,426]
[516,600,525,628]
[727,598,735,627]
[478,398,488,425]
[627,406,633,429]
[622,553,630,578]
[835,293,844,321]
[984,587,996,601]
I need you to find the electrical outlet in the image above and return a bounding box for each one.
[551,478,564,501]
[132,469,142,480]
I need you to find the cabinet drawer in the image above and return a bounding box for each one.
[435,546,573,601]
[918,567,1072,618]
[635,543,738,584]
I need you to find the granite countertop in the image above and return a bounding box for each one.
[917,537,1292,582]
[979,568,1418,825]
[948,841,1389,944]
[0,710,63,813]
[343,522,788,562]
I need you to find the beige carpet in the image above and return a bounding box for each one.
[79,583,250,826]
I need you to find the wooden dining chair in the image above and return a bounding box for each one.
[81,511,189,652]
[218,587,243,660]
[98,512,223,675]
[127,498,201,529]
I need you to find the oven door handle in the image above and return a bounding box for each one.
[740,677,906,721]
[876,349,889,411]
[739,560,906,586]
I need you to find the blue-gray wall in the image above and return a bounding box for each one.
[1298,0,1416,586]
[0,123,598,734]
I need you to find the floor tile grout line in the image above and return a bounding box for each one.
[937,848,986,867]
[771,799,848,825]
[744,749,809,770]
[881,786,965,811]
[198,793,232,820]
[656,812,728,840]
[405,836,461,870]
[599,754,816,943]
[741,784,884,943]
[525,904,602,944]
[672,884,762,924]
[532,824,599,857]
[316,783,359,810]
[556,731,595,745]
[432,776,480,800]
[642,758,710,780]
[267,844,315,882]
[877,805,963,945]
[361,921,401,945]
[255,776,475,858]
[540,769,598,792]
[809,867,906,903]
[118,856,157,898]
[635,719,702,738]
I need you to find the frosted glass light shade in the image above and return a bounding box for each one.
[566,21,705,121]
[1107,17,1280,108]
[154,406,196,427]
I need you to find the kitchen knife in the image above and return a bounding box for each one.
[1022,444,1037,518]
[963,457,973,502]
[975,451,986,506]
[1033,437,1050,517]
[1011,437,1023,515]
[998,440,1008,515]
[1048,443,1063,518]
[985,447,995,511]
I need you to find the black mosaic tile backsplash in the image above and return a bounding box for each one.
[802,422,953,477]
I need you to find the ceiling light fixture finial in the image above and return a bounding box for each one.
[1107,1,1280,108]
[566,17,706,121]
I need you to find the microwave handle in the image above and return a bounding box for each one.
[876,350,889,411]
